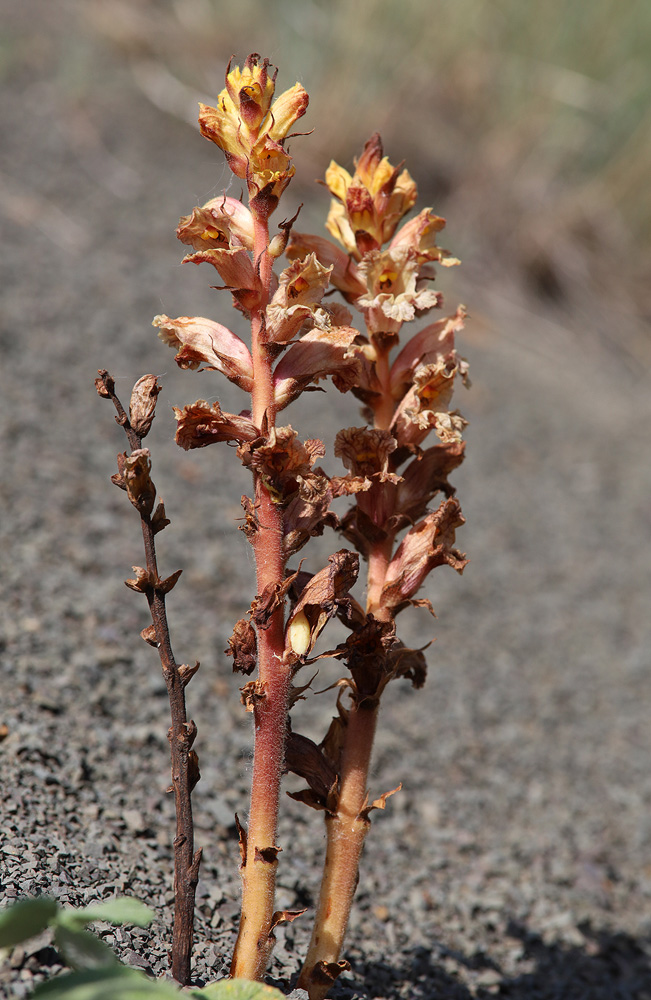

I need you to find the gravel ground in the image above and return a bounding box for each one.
[2,5,651,999]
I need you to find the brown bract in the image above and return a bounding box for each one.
[121,448,156,517]
[381,497,467,615]
[286,550,360,660]
[129,375,161,438]
[226,618,258,675]
[238,425,325,504]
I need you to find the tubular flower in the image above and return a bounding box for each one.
[285,233,367,302]
[357,248,442,334]
[198,54,308,210]
[390,207,460,268]
[176,197,254,252]
[265,254,333,343]
[324,133,417,259]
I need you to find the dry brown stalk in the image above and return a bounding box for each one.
[96,370,202,985]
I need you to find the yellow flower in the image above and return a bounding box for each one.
[324,134,417,259]
[198,54,308,206]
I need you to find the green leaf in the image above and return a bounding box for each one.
[61,898,155,929]
[53,924,120,971]
[190,981,287,1000]
[31,966,185,1000]
[0,897,60,948]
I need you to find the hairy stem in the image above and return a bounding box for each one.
[230,216,291,980]
[298,344,396,997]
[297,703,378,1000]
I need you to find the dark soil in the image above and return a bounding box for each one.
[2,4,651,998]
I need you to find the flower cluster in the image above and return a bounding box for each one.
[199,52,308,217]
[152,55,468,997]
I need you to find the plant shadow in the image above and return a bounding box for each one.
[333,921,651,999]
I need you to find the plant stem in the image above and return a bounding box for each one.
[230,216,291,980]
[297,701,378,1000]
[98,372,201,985]
[298,345,397,998]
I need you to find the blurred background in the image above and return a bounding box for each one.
[3,0,650,366]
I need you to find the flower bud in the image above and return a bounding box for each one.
[288,610,311,656]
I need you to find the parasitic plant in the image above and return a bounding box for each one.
[100,52,468,998]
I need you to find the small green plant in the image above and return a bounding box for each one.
[95,52,467,997]
[0,897,285,999]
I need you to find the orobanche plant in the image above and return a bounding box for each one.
[99,53,468,999]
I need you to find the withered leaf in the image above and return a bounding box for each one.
[283,474,338,558]
[178,661,200,687]
[335,615,397,704]
[268,908,307,933]
[225,618,257,675]
[254,845,281,864]
[239,494,258,540]
[151,500,170,534]
[110,471,127,491]
[391,440,465,528]
[307,959,351,989]
[252,568,301,630]
[235,814,247,865]
[240,679,266,711]
[187,749,201,792]
[239,426,325,503]
[387,641,428,689]
[95,371,114,398]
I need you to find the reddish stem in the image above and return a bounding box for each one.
[230,214,291,980]
[298,342,397,998]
